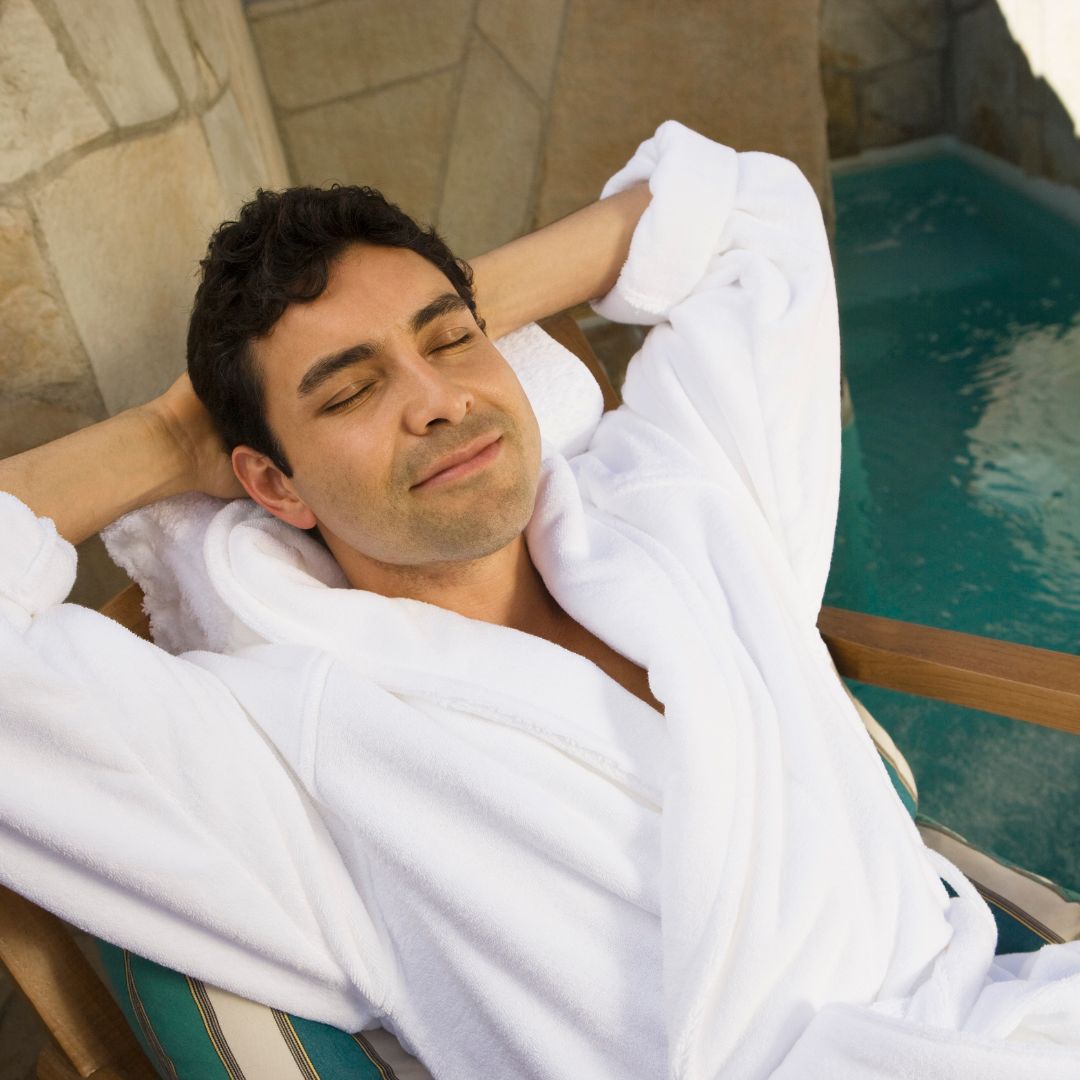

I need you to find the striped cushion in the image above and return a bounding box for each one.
[94,940,432,1080]
[842,682,919,817]
[917,817,1080,954]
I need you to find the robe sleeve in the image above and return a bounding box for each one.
[591,120,841,622]
[0,491,386,1030]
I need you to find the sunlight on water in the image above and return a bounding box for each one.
[828,152,1080,890]
[967,315,1080,615]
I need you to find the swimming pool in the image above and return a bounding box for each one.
[827,145,1080,892]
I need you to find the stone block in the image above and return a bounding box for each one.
[821,0,920,71]
[953,1,1021,162]
[478,0,566,98]
[0,204,97,403]
[251,0,471,110]
[0,397,102,460]
[823,68,859,158]
[281,69,456,224]
[539,0,829,226]
[438,37,543,257]
[145,0,201,103]
[31,121,227,415]
[54,0,178,127]
[0,0,108,185]
[1041,90,1080,189]
[181,0,232,86]
[869,0,949,52]
[862,53,945,148]
[202,89,266,214]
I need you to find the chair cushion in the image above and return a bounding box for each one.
[94,940,432,1080]
[917,817,1080,954]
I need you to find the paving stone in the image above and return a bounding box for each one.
[477,0,566,98]
[282,69,456,224]
[202,89,266,214]
[53,0,178,127]
[144,0,201,103]
[31,121,227,415]
[251,0,471,110]
[438,36,543,257]
[539,0,829,226]
[862,53,945,148]
[0,0,108,185]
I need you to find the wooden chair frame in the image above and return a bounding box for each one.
[2,312,1077,1079]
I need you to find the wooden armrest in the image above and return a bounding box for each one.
[819,606,1080,735]
[0,887,157,1080]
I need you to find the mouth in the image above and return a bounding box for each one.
[410,433,503,491]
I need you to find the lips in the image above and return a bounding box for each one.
[411,432,503,490]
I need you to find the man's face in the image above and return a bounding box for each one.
[250,243,542,571]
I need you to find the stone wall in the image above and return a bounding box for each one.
[953,0,1080,189]
[821,0,949,157]
[0,0,288,607]
[822,0,1080,191]
[247,0,830,260]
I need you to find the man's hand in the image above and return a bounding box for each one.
[0,372,243,546]
[149,374,244,502]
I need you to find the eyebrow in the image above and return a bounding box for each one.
[296,292,471,398]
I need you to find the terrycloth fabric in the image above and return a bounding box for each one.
[2,121,1078,1079]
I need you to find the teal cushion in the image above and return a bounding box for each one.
[94,940,425,1080]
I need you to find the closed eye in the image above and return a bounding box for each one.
[433,332,473,351]
[323,383,374,413]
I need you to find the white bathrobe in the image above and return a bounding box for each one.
[1,121,1078,1079]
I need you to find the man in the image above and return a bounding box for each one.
[1,122,1078,1079]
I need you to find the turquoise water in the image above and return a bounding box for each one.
[827,153,1080,891]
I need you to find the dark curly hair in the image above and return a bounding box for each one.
[187,185,483,476]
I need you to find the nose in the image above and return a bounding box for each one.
[399,353,473,435]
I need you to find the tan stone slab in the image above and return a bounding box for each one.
[212,0,293,188]
[31,121,227,415]
[439,36,543,257]
[953,2,1021,164]
[862,53,945,149]
[0,204,93,399]
[282,69,457,224]
[0,397,101,460]
[181,0,232,86]
[144,0,201,103]
[823,68,859,159]
[0,0,108,185]
[538,0,829,226]
[821,0,921,71]
[54,0,178,127]
[251,0,471,110]
[202,89,266,214]
[478,0,567,98]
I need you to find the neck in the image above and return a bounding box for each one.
[330,533,565,635]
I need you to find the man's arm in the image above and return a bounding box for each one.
[0,375,242,546]
[470,183,651,341]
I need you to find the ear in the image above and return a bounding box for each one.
[231,445,317,530]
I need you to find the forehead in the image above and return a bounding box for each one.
[253,243,460,391]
